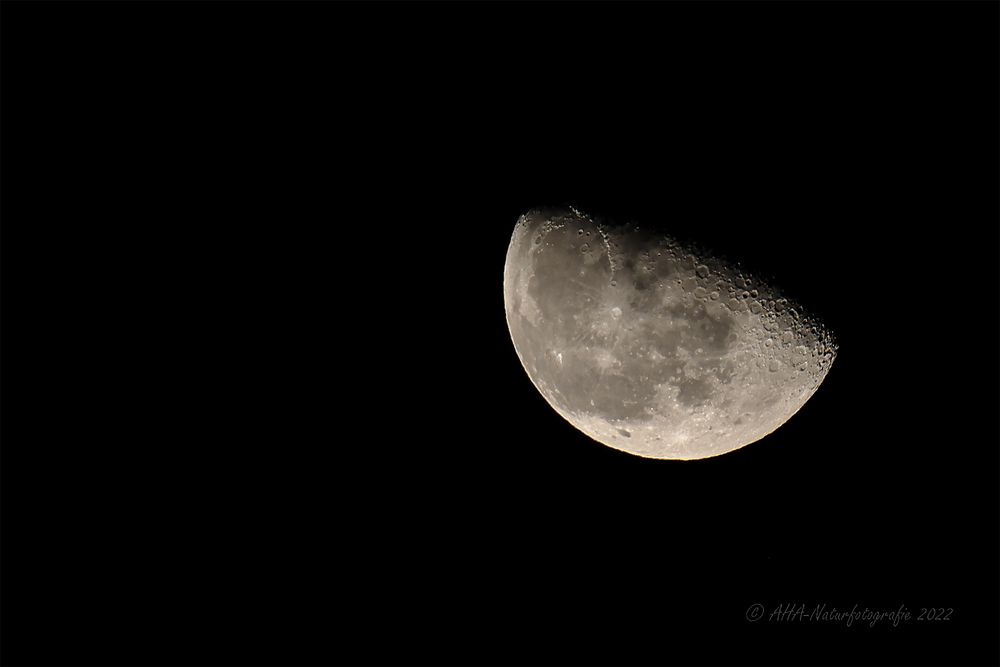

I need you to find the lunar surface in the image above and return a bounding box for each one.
[503,207,837,460]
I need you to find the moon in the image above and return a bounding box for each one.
[503,207,837,460]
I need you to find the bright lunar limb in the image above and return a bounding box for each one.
[503,207,837,461]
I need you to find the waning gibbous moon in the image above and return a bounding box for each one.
[503,207,837,461]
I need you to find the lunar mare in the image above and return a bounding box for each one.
[503,207,837,460]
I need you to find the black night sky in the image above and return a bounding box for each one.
[2,2,998,666]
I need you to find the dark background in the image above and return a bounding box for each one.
[2,2,998,666]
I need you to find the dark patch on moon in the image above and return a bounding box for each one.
[667,300,734,354]
[676,376,714,407]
